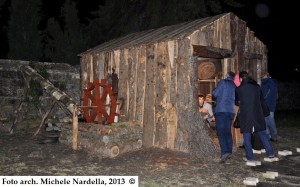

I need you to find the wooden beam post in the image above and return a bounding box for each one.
[72,104,79,150]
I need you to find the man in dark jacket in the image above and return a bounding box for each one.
[261,72,278,142]
[235,71,278,163]
[212,71,236,163]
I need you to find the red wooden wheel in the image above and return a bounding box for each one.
[82,79,119,124]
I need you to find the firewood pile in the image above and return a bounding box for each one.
[60,121,143,158]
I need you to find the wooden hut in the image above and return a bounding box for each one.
[78,12,267,153]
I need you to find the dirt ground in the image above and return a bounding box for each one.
[0,127,300,187]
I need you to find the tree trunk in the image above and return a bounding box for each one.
[188,110,218,161]
[188,56,218,161]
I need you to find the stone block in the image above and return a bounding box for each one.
[264,157,279,162]
[243,177,259,186]
[262,171,278,179]
[278,150,293,156]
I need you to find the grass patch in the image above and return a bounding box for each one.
[275,110,300,128]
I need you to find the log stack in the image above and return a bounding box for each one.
[60,122,143,158]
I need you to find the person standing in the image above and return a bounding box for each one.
[235,71,278,163]
[261,72,278,142]
[212,71,236,163]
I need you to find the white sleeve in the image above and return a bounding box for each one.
[204,103,214,117]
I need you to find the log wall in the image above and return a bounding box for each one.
[79,13,268,153]
[189,13,267,81]
[80,41,183,150]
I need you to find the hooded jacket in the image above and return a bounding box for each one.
[235,78,266,133]
[212,76,236,115]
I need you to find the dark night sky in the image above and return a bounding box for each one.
[0,0,299,81]
[231,0,299,81]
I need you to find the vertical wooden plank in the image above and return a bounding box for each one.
[175,38,192,152]
[231,14,247,70]
[169,40,178,105]
[154,42,169,148]
[135,45,146,125]
[89,54,94,83]
[104,52,109,79]
[214,19,220,48]
[114,50,121,75]
[94,53,100,79]
[127,48,138,121]
[92,52,98,81]
[80,55,88,107]
[167,40,178,149]
[257,59,262,84]
[143,44,156,148]
[223,58,228,76]
[225,14,231,51]
[166,106,177,149]
[219,14,231,50]
[80,55,88,90]
[118,49,129,121]
[98,52,105,80]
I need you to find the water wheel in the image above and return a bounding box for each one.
[82,79,118,124]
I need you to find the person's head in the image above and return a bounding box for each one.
[205,94,213,103]
[239,71,249,82]
[261,71,270,79]
[198,94,205,106]
[226,71,235,79]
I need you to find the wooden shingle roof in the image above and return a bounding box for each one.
[79,13,230,56]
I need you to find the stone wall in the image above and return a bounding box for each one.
[277,81,300,111]
[0,59,81,132]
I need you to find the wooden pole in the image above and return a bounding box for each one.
[72,104,79,150]
[231,105,243,147]
[32,101,56,137]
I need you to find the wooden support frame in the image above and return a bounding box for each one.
[193,45,232,59]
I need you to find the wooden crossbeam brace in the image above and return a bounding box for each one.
[193,45,232,59]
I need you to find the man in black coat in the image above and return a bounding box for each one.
[235,71,278,162]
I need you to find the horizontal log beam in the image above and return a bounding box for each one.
[193,45,232,59]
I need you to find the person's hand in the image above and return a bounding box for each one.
[200,108,208,113]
